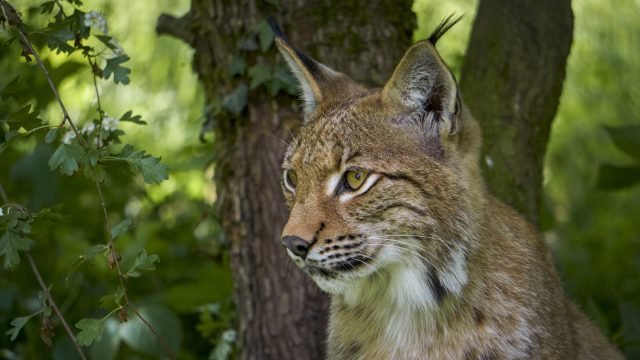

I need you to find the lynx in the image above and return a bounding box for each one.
[273,18,623,359]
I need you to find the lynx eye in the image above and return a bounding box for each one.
[345,168,369,190]
[284,169,297,192]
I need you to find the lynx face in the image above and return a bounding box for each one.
[276,18,476,300]
[280,98,470,297]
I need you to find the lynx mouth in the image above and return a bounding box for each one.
[304,255,372,278]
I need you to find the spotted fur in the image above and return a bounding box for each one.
[275,18,622,360]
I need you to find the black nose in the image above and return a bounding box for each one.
[281,236,310,258]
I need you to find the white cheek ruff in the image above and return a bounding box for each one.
[339,174,381,203]
[326,172,342,196]
[283,169,295,194]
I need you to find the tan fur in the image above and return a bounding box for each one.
[276,21,622,360]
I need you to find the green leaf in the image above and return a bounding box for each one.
[76,318,105,347]
[98,287,124,309]
[89,318,121,360]
[119,110,146,125]
[40,1,56,14]
[80,245,108,263]
[96,35,117,51]
[115,145,168,184]
[83,164,106,183]
[119,304,181,356]
[111,218,132,240]
[596,164,640,190]
[0,230,31,269]
[45,128,58,144]
[46,28,75,54]
[7,105,40,125]
[248,64,272,90]
[103,55,131,85]
[49,143,85,176]
[228,56,246,77]
[222,83,248,115]
[255,19,275,52]
[125,250,159,278]
[605,126,640,160]
[0,76,28,102]
[6,313,39,341]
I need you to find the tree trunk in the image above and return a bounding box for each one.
[158,2,415,359]
[460,0,573,225]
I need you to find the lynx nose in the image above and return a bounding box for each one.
[281,235,310,259]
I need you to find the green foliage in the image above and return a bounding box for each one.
[6,315,31,342]
[103,55,131,85]
[596,126,640,190]
[49,143,85,175]
[76,318,105,347]
[114,145,169,184]
[0,0,232,359]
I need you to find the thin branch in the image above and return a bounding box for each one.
[0,182,8,203]
[26,252,88,360]
[0,1,175,358]
[0,180,87,359]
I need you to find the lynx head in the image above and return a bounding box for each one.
[276,17,485,303]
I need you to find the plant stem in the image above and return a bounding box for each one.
[0,2,176,358]
[26,252,88,360]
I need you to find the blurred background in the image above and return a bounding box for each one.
[0,0,638,359]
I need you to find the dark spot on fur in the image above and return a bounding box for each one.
[325,238,333,244]
[428,266,447,303]
[472,307,486,326]
[464,348,499,360]
[332,245,340,251]
[344,342,361,358]
[337,235,346,241]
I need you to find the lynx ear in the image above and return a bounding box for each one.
[382,16,461,135]
[270,21,343,117]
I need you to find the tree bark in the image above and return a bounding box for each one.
[158,2,414,359]
[460,0,573,225]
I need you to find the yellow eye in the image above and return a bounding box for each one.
[284,169,297,191]
[345,168,369,190]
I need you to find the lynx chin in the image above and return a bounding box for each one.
[273,17,622,360]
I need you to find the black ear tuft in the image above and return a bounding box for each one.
[268,19,324,81]
[267,17,289,42]
[427,14,463,46]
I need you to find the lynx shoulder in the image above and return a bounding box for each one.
[273,18,623,359]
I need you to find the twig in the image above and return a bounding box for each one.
[26,252,88,360]
[0,181,87,359]
[0,1,175,358]
[0,182,8,203]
